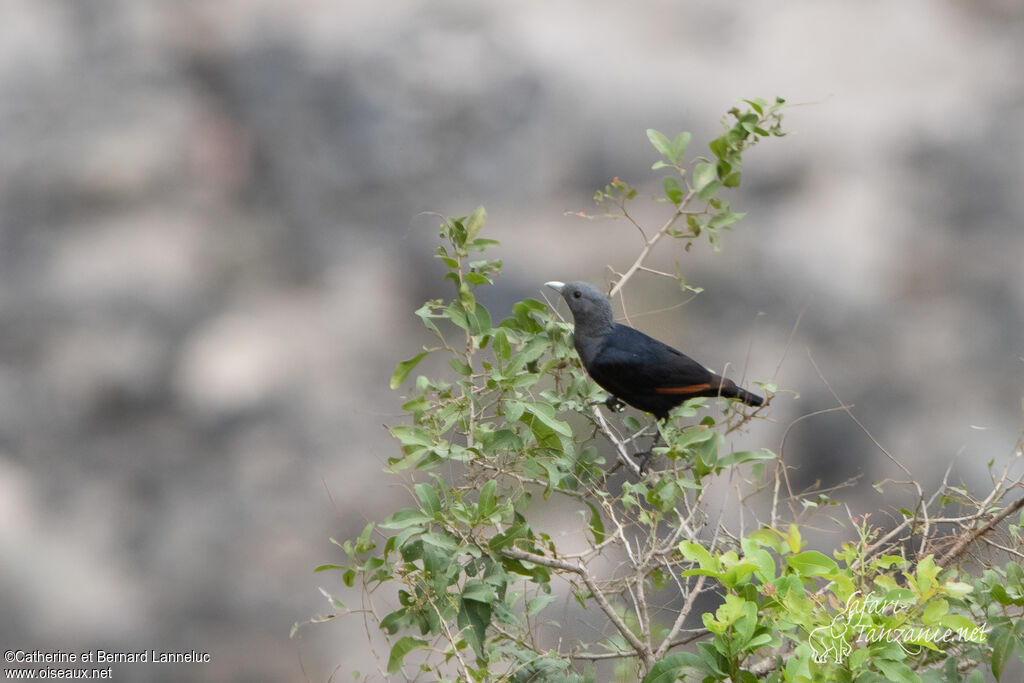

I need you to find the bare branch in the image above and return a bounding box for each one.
[938,494,1024,566]
[590,404,644,477]
[655,573,710,659]
[498,547,655,667]
[609,198,691,299]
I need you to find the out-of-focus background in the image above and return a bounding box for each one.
[1,1,1021,680]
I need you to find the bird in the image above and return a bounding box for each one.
[545,281,764,421]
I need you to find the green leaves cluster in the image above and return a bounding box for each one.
[329,205,786,680]
[647,521,1024,683]
[339,212,601,680]
[311,97,1023,683]
[637,96,787,251]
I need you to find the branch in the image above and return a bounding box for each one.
[655,573,710,659]
[435,604,474,681]
[590,404,644,477]
[937,494,1024,566]
[608,199,690,299]
[806,350,932,556]
[571,629,709,661]
[498,547,655,668]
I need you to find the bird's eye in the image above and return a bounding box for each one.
[573,290,581,298]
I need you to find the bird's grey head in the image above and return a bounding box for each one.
[545,281,615,338]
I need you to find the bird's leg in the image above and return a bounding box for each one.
[604,395,626,413]
[633,424,664,475]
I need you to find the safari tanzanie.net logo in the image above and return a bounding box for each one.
[808,590,989,664]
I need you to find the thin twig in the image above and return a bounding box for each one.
[609,198,691,299]
[499,547,654,667]
[981,536,1024,560]
[806,350,931,556]
[591,404,644,477]
[938,495,1024,566]
[655,573,710,659]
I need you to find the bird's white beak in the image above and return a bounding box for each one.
[544,281,565,292]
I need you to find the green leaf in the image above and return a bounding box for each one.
[446,216,467,248]
[414,483,441,517]
[415,302,445,337]
[875,658,920,683]
[449,357,473,375]
[786,550,838,577]
[513,400,573,452]
[671,131,692,161]
[480,428,522,453]
[921,598,948,625]
[381,507,433,530]
[465,205,487,242]
[941,580,974,599]
[743,98,765,115]
[462,579,498,604]
[524,402,573,436]
[681,568,725,579]
[722,170,742,187]
[641,652,705,683]
[720,562,758,590]
[647,128,674,160]
[647,129,690,165]
[708,210,745,229]
[938,613,977,632]
[717,449,775,468]
[478,479,498,519]
[713,593,748,629]
[313,563,344,573]
[390,352,428,389]
[679,541,720,573]
[492,328,511,361]
[991,582,1024,606]
[740,539,776,582]
[693,162,716,191]
[419,532,458,551]
[697,179,721,202]
[668,424,717,450]
[785,524,803,554]
[708,136,727,160]
[966,670,985,683]
[467,237,500,251]
[989,623,1015,681]
[387,636,428,674]
[468,302,492,336]
[746,632,774,650]
[586,501,605,545]
[746,528,786,554]
[1006,560,1023,585]
[643,130,692,167]
[663,176,684,204]
[459,596,492,662]
[734,600,757,644]
[489,519,533,553]
[914,554,940,593]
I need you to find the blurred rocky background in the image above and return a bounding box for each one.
[0,0,1021,680]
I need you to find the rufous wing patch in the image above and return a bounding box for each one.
[654,383,712,395]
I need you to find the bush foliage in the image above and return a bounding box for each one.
[308,98,1024,682]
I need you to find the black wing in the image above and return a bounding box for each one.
[586,325,723,417]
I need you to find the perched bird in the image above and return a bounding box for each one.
[546,281,764,420]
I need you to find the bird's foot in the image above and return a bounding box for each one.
[634,450,653,474]
[604,395,626,413]
[633,430,665,475]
